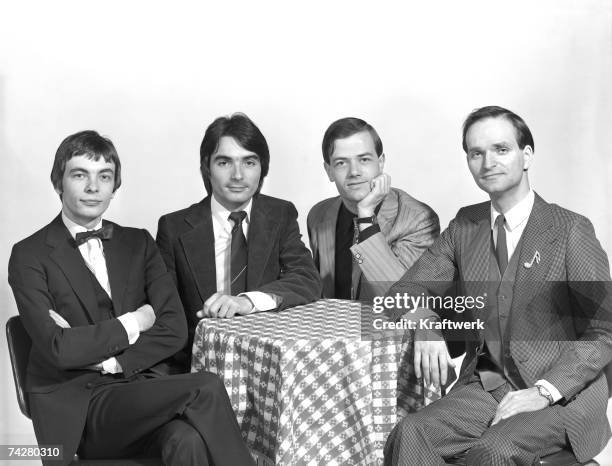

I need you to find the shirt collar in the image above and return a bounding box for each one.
[61,212,103,240]
[490,189,535,232]
[211,195,253,225]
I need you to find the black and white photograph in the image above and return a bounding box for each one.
[1,1,611,464]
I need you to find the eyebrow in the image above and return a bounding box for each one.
[68,167,115,174]
[331,152,375,161]
[212,154,260,161]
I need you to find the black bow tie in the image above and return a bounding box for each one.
[75,224,113,246]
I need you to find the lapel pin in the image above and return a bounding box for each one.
[524,250,541,269]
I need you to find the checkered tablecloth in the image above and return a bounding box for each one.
[191,299,439,465]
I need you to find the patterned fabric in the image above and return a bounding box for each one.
[388,193,612,462]
[191,299,439,465]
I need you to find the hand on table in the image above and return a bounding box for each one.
[357,173,391,218]
[197,293,254,319]
[490,387,549,426]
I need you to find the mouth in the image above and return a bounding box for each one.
[226,185,249,192]
[481,173,503,180]
[81,200,103,206]
[346,181,369,188]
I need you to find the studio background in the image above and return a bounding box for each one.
[1,0,611,463]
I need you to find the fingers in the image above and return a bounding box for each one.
[414,340,451,389]
[414,344,422,380]
[199,292,222,318]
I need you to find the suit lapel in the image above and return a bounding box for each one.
[513,194,558,308]
[320,198,342,297]
[247,196,278,289]
[47,215,99,322]
[180,198,217,302]
[103,221,133,316]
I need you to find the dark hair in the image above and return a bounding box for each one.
[322,117,383,164]
[199,113,270,195]
[462,106,534,153]
[51,130,122,194]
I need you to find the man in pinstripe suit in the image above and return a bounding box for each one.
[307,117,440,301]
[384,106,612,465]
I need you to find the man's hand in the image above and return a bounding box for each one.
[197,293,254,319]
[357,173,391,217]
[49,310,70,328]
[130,304,156,332]
[490,387,550,426]
[414,333,455,389]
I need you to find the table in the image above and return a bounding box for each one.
[191,299,439,465]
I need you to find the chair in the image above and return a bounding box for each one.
[6,316,161,466]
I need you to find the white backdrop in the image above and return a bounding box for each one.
[1,0,611,463]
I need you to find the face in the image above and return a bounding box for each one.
[465,117,532,199]
[209,136,262,211]
[325,131,384,204]
[57,155,116,229]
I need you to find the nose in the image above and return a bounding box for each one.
[231,163,243,180]
[482,150,497,170]
[348,159,361,177]
[85,176,99,193]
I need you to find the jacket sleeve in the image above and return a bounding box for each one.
[540,217,612,399]
[115,230,187,377]
[8,244,130,370]
[352,202,440,292]
[256,203,322,310]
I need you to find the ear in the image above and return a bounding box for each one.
[324,162,334,182]
[522,145,533,171]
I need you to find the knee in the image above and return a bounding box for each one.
[466,430,520,465]
[160,420,206,459]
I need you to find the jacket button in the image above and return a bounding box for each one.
[86,382,93,389]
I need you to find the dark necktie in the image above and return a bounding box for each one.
[229,211,248,295]
[75,224,113,246]
[495,214,508,276]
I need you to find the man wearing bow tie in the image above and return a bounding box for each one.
[156,113,321,370]
[384,106,612,465]
[8,131,255,465]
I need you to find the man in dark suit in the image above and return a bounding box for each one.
[384,106,612,465]
[8,131,255,466]
[307,117,439,301]
[156,113,321,367]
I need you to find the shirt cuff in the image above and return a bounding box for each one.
[358,224,381,242]
[535,379,563,403]
[241,292,277,313]
[101,357,123,374]
[118,313,140,344]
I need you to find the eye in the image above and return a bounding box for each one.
[497,147,508,154]
[469,151,482,159]
[216,160,228,167]
[334,160,345,167]
[245,159,258,167]
[360,157,373,164]
[72,173,85,179]
[100,174,113,182]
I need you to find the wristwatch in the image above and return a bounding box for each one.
[355,215,377,225]
[535,384,554,406]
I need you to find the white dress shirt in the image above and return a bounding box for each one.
[62,213,140,373]
[489,190,562,403]
[211,195,276,312]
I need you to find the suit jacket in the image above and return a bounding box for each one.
[156,194,322,350]
[307,187,440,299]
[8,215,187,465]
[389,193,612,462]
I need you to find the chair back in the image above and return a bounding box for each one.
[6,315,31,418]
